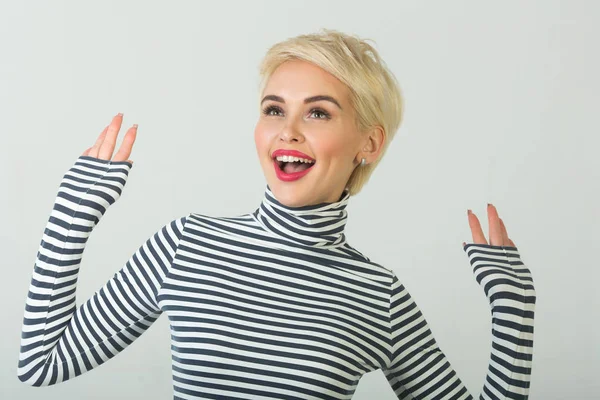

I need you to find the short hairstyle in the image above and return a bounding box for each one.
[258,28,404,196]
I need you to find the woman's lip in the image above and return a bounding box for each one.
[273,159,315,182]
[271,149,315,161]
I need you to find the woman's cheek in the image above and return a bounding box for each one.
[254,123,271,147]
[318,133,350,159]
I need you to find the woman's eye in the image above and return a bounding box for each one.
[262,105,282,116]
[261,105,330,120]
[310,109,331,120]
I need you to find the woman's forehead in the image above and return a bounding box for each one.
[265,60,349,99]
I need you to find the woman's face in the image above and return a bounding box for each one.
[254,60,373,207]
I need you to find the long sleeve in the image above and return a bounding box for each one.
[382,244,536,399]
[17,155,187,386]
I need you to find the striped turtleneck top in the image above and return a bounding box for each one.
[18,156,536,399]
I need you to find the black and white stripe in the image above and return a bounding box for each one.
[18,155,535,399]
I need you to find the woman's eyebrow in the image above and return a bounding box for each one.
[261,94,342,110]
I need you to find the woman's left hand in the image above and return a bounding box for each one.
[462,203,516,247]
[462,204,535,307]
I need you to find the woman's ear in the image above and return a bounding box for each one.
[359,125,386,163]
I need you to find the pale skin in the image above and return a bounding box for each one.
[254,60,384,207]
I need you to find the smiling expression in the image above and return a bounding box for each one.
[254,60,371,207]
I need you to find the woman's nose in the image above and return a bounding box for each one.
[278,125,304,143]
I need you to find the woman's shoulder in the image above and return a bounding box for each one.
[337,241,395,282]
[186,210,257,225]
[182,211,261,235]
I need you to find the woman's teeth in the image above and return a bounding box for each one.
[274,155,316,175]
[275,155,315,164]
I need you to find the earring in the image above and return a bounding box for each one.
[360,158,366,166]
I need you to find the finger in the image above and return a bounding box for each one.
[499,218,510,246]
[112,125,138,162]
[488,203,503,246]
[89,125,109,158]
[98,113,123,160]
[82,147,92,156]
[508,238,516,247]
[468,209,488,245]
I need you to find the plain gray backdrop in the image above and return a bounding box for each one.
[1,1,598,399]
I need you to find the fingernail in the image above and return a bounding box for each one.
[133,124,138,129]
[117,112,124,117]
[467,209,472,215]
[488,203,493,207]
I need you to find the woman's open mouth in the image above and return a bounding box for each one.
[273,156,316,182]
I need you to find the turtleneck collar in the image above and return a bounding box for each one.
[252,185,350,248]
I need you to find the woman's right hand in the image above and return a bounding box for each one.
[81,113,138,163]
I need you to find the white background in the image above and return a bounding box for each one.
[1,1,598,399]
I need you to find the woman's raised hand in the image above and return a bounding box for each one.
[81,113,138,164]
[463,204,516,248]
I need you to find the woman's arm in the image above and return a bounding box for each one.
[17,155,188,385]
[382,243,535,399]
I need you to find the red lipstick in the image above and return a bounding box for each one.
[271,149,315,161]
[271,149,316,182]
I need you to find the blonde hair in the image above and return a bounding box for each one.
[258,28,404,196]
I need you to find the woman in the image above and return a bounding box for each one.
[17,30,535,399]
